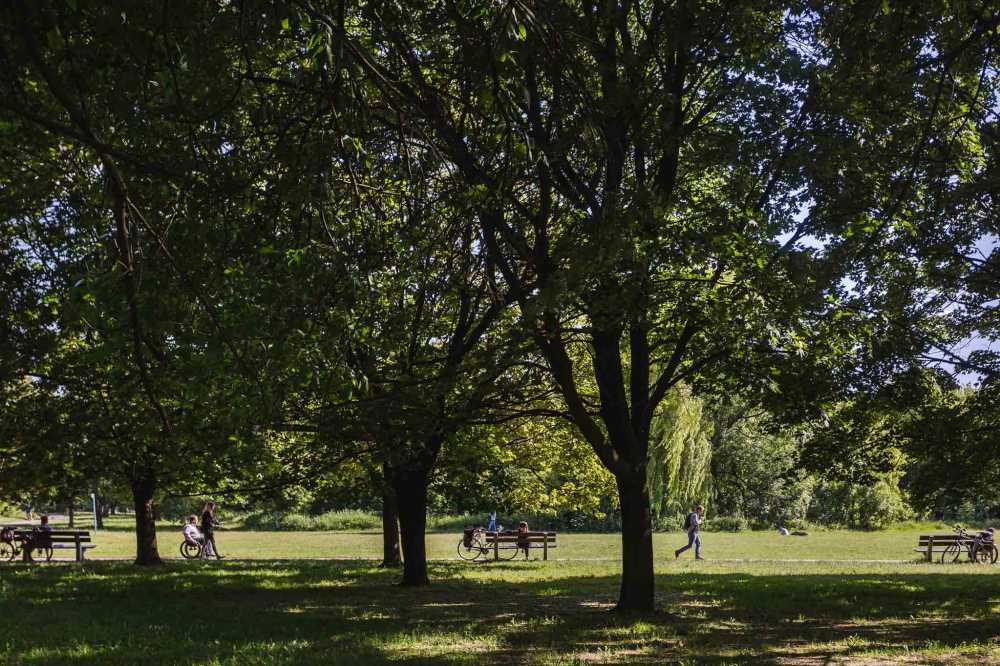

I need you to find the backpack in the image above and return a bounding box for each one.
[683,512,694,531]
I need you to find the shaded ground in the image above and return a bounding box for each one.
[0,559,997,664]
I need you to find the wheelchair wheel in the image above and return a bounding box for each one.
[180,541,203,560]
[0,542,14,562]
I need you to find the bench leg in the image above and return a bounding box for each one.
[543,536,548,561]
[494,539,499,562]
[76,543,83,562]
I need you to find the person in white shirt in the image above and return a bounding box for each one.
[675,504,705,560]
[182,515,206,557]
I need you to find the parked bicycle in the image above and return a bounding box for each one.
[941,526,997,564]
[0,526,53,562]
[457,525,519,561]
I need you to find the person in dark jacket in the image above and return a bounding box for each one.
[675,504,705,560]
[200,502,224,560]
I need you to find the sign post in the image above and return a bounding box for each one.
[90,493,98,531]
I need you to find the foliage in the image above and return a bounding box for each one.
[648,384,713,520]
[809,474,914,530]
[703,516,750,533]
[242,509,383,532]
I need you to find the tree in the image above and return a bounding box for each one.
[0,1,282,563]
[320,0,1000,609]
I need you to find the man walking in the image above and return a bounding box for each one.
[675,504,705,560]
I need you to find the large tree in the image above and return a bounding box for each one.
[314,0,1000,609]
[0,0,284,562]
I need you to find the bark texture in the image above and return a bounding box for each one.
[616,473,656,611]
[391,468,430,586]
[131,476,162,565]
[380,486,402,567]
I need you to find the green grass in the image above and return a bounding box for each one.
[1,527,998,664]
[27,524,985,562]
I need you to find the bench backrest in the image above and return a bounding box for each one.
[10,530,91,544]
[917,534,972,547]
[486,531,557,544]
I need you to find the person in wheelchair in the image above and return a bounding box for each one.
[182,514,206,557]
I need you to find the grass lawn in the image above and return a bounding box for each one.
[1,524,998,664]
[4,521,973,562]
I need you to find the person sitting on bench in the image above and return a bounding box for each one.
[517,521,530,559]
[24,515,54,560]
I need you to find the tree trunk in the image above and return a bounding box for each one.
[131,476,162,565]
[380,486,402,568]
[391,468,430,586]
[68,502,74,528]
[616,473,655,611]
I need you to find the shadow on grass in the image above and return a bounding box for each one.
[1,561,998,664]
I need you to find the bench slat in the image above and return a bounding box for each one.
[478,531,558,561]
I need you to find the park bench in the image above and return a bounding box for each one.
[9,528,96,562]
[914,534,964,562]
[484,531,557,561]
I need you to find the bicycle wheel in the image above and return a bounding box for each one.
[975,544,998,564]
[42,546,53,562]
[499,542,522,561]
[180,541,202,560]
[941,542,962,563]
[457,538,482,561]
[0,542,13,562]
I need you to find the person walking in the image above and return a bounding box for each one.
[675,504,705,560]
[486,511,497,532]
[200,501,224,560]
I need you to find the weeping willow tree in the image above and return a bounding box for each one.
[647,384,713,521]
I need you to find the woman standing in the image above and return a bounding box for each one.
[200,501,224,560]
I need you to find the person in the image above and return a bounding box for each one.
[517,520,530,560]
[675,504,705,560]
[24,514,54,561]
[487,511,497,532]
[200,502,223,560]
[182,515,205,556]
[38,514,53,532]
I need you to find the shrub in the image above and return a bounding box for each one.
[704,515,748,532]
[241,509,381,531]
[808,477,913,529]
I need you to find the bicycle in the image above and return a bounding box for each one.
[941,526,998,564]
[1,527,53,562]
[457,526,519,561]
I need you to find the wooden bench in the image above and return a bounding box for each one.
[10,529,96,562]
[484,531,557,561]
[914,534,966,562]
